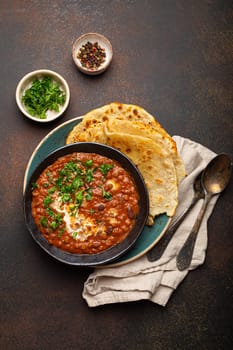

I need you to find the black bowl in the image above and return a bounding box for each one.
[23,142,149,266]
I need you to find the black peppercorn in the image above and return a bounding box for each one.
[77,41,106,70]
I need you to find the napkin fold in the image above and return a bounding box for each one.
[82,136,219,307]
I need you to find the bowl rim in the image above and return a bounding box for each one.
[72,32,113,75]
[16,69,70,123]
[23,142,149,266]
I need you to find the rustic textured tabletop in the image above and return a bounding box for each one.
[1,1,233,349]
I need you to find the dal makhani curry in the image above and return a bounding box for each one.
[31,152,140,254]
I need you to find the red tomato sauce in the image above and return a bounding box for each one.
[31,152,139,254]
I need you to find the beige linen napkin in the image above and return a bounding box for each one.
[83,136,219,307]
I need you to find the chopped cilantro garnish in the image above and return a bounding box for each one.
[85,169,93,183]
[61,193,71,203]
[40,216,48,228]
[64,161,77,172]
[85,188,93,201]
[102,189,112,200]
[72,177,83,190]
[46,207,54,217]
[75,190,84,207]
[55,176,63,189]
[84,159,93,167]
[73,232,78,239]
[49,214,63,230]
[50,221,58,230]
[48,186,56,194]
[31,182,39,191]
[99,163,113,175]
[21,76,66,119]
[62,183,73,193]
[43,195,53,207]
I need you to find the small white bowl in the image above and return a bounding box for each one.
[72,33,113,75]
[16,69,70,123]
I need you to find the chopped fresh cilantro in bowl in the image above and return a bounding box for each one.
[16,69,70,122]
[22,76,66,119]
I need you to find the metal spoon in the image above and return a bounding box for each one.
[147,171,205,262]
[176,153,232,271]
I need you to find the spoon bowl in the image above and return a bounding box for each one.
[202,154,232,195]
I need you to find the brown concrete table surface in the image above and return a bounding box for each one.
[1,1,233,349]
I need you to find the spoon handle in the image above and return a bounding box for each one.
[147,196,199,262]
[176,194,212,271]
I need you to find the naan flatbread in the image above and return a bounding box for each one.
[105,118,185,184]
[66,102,186,225]
[66,102,158,143]
[66,102,185,181]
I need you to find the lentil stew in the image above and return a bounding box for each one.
[24,143,149,266]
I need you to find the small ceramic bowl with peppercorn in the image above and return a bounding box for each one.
[72,33,113,75]
[16,69,70,123]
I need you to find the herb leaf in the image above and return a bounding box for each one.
[102,189,113,200]
[99,163,113,175]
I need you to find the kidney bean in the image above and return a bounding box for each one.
[127,205,135,219]
[98,204,105,211]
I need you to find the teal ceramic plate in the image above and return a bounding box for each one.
[23,116,171,267]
